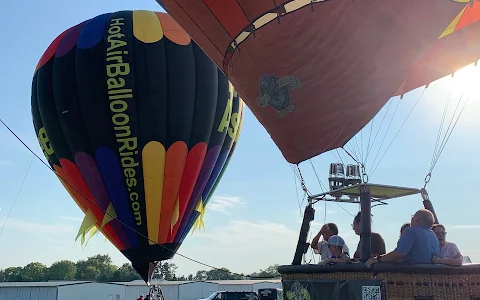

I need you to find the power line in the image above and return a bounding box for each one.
[0,152,35,238]
[0,118,248,278]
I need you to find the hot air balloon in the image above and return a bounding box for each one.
[31,10,244,283]
[156,0,480,164]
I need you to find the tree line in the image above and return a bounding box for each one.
[0,254,280,282]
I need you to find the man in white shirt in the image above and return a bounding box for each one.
[311,223,350,262]
[431,224,463,266]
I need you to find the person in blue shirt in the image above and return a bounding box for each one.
[366,209,440,267]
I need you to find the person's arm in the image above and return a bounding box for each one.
[328,257,350,263]
[366,250,406,267]
[320,253,350,265]
[311,225,328,250]
[433,254,462,267]
[433,244,463,267]
[311,231,322,250]
[366,229,414,267]
[351,246,359,261]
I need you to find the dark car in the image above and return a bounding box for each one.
[258,288,283,300]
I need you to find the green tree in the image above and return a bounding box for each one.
[0,253,287,283]
[83,266,101,280]
[176,275,188,281]
[152,262,177,280]
[110,263,141,282]
[76,254,116,281]
[21,262,47,282]
[251,264,280,278]
[194,270,208,281]
[3,267,23,282]
[46,260,77,281]
[206,268,235,280]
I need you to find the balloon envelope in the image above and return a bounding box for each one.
[31,10,243,282]
[156,0,480,164]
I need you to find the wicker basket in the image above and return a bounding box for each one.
[279,264,480,300]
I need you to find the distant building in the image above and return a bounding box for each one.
[0,281,124,300]
[0,279,282,300]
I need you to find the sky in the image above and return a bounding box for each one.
[1,0,480,278]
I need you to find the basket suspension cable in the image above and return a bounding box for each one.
[370,88,427,178]
[425,90,470,188]
[341,147,368,183]
[341,146,360,164]
[429,88,453,173]
[296,164,310,196]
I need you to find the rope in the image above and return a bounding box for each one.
[0,151,35,239]
[425,94,469,186]
[333,149,344,165]
[370,88,426,177]
[296,165,310,196]
[341,147,360,165]
[0,118,248,279]
[365,98,395,164]
[369,97,402,174]
[291,164,304,217]
[308,159,327,193]
[429,89,453,172]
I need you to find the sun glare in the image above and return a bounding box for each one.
[434,62,480,131]
[449,63,480,98]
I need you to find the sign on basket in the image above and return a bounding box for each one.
[362,286,381,300]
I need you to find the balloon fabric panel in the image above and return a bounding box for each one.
[178,94,244,244]
[31,10,244,283]
[395,5,480,96]
[156,0,480,164]
[171,69,234,243]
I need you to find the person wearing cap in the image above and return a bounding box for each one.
[318,235,351,265]
[311,223,350,261]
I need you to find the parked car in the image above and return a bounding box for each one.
[199,291,259,300]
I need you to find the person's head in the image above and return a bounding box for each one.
[411,209,435,228]
[327,235,345,257]
[322,222,339,240]
[400,222,410,236]
[432,224,447,246]
[352,212,362,235]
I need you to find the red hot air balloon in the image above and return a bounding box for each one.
[156,0,480,163]
[31,10,244,283]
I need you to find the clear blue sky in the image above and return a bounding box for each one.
[1,0,480,277]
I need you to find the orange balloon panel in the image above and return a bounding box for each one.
[156,0,480,164]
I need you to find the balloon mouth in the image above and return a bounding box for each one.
[121,243,179,283]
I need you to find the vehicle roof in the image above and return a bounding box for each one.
[217,291,257,293]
